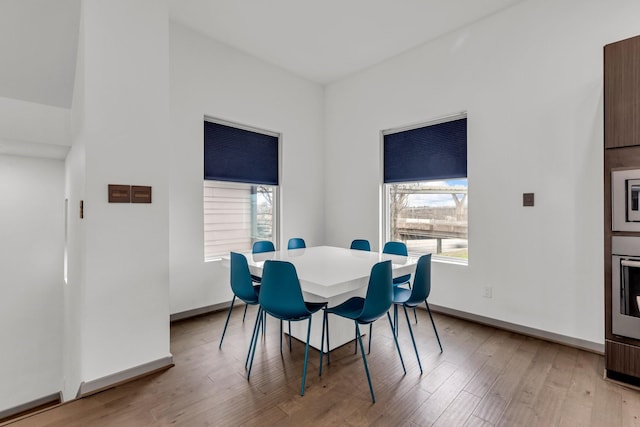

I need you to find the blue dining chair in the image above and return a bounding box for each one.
[245,240,276,320]
[350,239,371,251]
[383,241,411,287]
[247,260,326,396]
[287,237,306,249]
[320,260,406,403]
[252,240,275,254]
[249,239,294,350]
[392,254,442,374]
[219,252,261,349]
[383,241,417,323]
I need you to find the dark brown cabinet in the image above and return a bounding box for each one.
[605,35,640,148]
[604,34,640,386]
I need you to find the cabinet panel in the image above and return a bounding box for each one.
[605,35,640,148]
[606,340,640,378]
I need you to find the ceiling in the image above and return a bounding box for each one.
[0,0,80,108]
[169,0,525,84]
[0,0,525,109]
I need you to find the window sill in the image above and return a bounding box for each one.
[432,255,468,266]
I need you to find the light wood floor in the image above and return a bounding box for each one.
[7,307,640,426]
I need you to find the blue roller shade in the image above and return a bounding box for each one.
[384,117,467,183]
[204,121,279,185]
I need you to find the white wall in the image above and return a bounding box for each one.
[0,155,64,412]
[324,0,640,346]
[64,0,171,392]
[169,23,325,314]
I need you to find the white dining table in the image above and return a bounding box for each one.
[239,245,418,351]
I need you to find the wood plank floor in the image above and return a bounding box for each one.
[6,307,640,426]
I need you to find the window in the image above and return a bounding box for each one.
[203,118,279,260]
[383,114,468,262]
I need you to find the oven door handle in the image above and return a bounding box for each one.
[621,259,640,268]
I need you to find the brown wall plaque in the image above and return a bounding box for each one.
[131,186,152,203]
[108,185,131,203]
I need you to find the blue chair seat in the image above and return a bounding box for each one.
[325,297,366,320]
[305,301,328,313]
[393,274,411,287]
[393,287,412,303]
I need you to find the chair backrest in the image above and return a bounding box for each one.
[383,241,408,256]
[407,254,431,304]
[230,252,259,303]
[350,239,371,251]
[252,240,275,254]
[358,260,393,323]
[259,260,310,320]
[287,237,306,249]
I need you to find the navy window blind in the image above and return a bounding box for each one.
[204,121,279,185]
[384,117,467,183]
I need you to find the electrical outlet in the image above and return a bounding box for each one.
[482,286,493,298]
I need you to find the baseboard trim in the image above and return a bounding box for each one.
[428,304,605,355]
[0,391,62,424]
[171,300,604,354]
[76,355,174,399]
[170,301,233,322]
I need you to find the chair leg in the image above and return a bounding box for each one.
[280,320,283,353]
[355,322,376,403]
[403,305,423,374]
[300,317,312,396]
[288,321,292,351]
[386,312,406,374]
[413,307,418,324]
[326,311,331,365]
[319,310,326,376]
[393,304,398,337]
[242,303,249,323]
[425,301,443,353]
[246,307,263,372]
[367,323,373,354]
[218,295,236,349]
[354,323,358,354]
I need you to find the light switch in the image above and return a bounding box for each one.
[131,186,152,203]
[108,184,131,203]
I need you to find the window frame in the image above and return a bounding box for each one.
[203,117,281,261]
[380,112,468,265]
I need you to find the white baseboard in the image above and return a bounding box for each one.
[0,392,61,423]
[171,300,604,354]
[76,355,174,398]
[428,303,604,354]
[170,301,235,322]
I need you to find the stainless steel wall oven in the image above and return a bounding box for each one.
[612,236,640,341]
[612,168,640,231]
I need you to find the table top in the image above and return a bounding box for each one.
[241,245,418,299]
